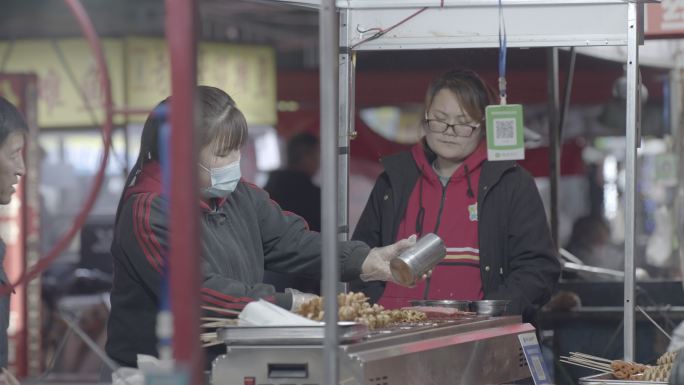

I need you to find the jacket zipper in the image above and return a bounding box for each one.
[479,164,516,283]
[423,179,450,299]
[433,180,450,234]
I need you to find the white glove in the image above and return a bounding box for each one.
[360,235,417,282]
[285,288,319,312]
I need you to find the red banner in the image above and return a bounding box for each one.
[646,2,684,38]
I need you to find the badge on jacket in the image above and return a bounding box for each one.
[468,203,478,222]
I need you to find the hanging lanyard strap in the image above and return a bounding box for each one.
[498,0,507,105]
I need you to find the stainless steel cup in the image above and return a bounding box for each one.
[390,233,446,287]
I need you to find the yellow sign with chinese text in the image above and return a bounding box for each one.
[0,39,126,128]
[198,42,277,126]
[0,38,277,127]
[126,38,276,125]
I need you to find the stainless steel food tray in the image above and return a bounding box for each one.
[218,322,368,345]
[579,372,667,385]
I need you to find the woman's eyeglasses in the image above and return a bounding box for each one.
[424,113,481,137]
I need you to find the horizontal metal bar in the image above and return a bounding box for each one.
[337,0,654,8]
[351,36,627,51]
[270,0,658,10]
[347,3,631,50]
[562,262,625,278]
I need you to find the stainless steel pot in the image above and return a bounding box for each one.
[470,300,510,316]
[409,300,471,312]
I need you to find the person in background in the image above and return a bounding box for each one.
[106,86,416,368]
[0,97,28,372]
[565,215,622,273]
[351,69,560,324]
[263,132,322,294]
[264,132,321,231]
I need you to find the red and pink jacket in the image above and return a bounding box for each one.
[379,141,487,309]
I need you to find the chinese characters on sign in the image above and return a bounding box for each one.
[646,1,684,37]
[0,38,276,127]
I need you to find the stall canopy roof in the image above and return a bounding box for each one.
[575,40,684,70]
[2,0,681,69]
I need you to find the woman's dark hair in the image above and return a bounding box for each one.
[116,86,248,222]
[0,96,28,145]
[424,69,496,124]
[138,85,248,163]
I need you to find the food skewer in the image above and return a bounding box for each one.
[201,305,240,316]
[570,352,613,363]
[559,358,610,372]
[560,356,611,372]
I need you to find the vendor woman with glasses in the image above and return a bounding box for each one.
[351,69,560,325]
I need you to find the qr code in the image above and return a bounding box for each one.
[493,118,517,146]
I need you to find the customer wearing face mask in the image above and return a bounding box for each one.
[351,69,560,324]
[105,86,417,368]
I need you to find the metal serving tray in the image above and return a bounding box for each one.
[218,322,368,345]
[579,372,667,385]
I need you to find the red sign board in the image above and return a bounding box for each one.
[646,1,684,38]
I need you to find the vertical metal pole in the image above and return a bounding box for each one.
[122,38,131,176]
[23,78,41,377]
[674,65,684,284]
[547,47,560,247]
[624,1,641,362]
[559,47,576,140]
[672,69,682,143]
[338,9,355,243]
[165,0,203,382]
[320,0,340,383]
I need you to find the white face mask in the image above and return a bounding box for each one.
[199,158,241,198]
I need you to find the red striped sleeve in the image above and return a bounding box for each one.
[132,194,163,273]
[201,287,255,304]
[143,193,166,267]
[202,295,250,310]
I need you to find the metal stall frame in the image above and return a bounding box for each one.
[285,0,651,380]
[165,0,204,383]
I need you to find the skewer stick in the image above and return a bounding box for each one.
[202,305,240,315]
[202,340,224,348]
[560,356,611,371]
[570,352,613,363]
[200,332,218,339]
[570,361,610,371]
[568,357,613,368]
[201,322,230,328]
[560,359,610,372]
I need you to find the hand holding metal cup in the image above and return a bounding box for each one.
[360,235,417,282]
[389,233,446,287]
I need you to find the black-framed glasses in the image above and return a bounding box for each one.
[424,113,481,137]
